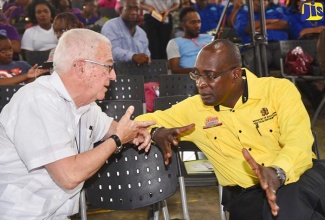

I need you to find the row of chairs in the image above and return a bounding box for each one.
[278,39,325,127]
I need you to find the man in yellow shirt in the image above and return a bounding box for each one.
[136,39,325,219]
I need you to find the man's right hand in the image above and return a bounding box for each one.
[132,53,150,65]
[152,124,195,164]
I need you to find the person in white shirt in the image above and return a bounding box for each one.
[0,28,154,219]
[21,0,58,59]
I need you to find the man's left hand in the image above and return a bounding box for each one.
[242,148,281,216]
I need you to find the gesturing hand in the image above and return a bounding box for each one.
[116,106,155,150]
[242,148,281,216]
[152,124,195,165]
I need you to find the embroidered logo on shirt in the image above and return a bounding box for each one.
[260,108,269,116]
[203,116,222,129]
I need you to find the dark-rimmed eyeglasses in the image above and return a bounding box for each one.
[189,67,238,83]
[84,59,114,74]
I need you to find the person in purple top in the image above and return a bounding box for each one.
[6,0,31,25]
[0,11,21,61]
[74,0,99,28]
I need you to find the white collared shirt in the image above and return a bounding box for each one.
[0,72,113,219]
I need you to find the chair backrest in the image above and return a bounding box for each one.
[97,100,143,121]
[98,7,118,18]
[158,74,198,97]
[25,50,51,66]
[153,95,218,187]
[114,59,168,83]
[106,75,145,103]
[84,144,178,210]
[0,85,23,112]
[279,40,317,61]
[153,95,189,111]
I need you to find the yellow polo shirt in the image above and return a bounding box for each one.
[136,69,314,188]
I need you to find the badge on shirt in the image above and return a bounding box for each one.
[203,116,222,129]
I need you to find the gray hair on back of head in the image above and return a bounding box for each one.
[53,29,111,73]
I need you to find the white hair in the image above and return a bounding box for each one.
[53,29,111,73]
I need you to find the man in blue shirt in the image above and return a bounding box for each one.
[194,0,224,33]
[166,7,212,74]
[101,0,150,64]
[233,0,289,72]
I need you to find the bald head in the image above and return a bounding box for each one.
[200,39,242,68]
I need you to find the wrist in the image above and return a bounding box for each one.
[270,166,286,187]
[108,134,123,154]
[150,127,163,144]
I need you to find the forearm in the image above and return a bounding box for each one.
[0,74,29,85]
[45,138,118,190]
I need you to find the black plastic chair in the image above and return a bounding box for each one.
[97,100,143,121]
[25,50,51,66]
[153,95,219,219]
[0,85,24,112]
[106,75,146,113]
[114,59,168,83]
[158,74,198,97]
[82,144,178,220]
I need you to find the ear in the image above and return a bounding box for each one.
[74,60,85,79]
[232,68,242,81]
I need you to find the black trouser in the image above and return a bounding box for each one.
[222,159,325,220]
[142,14,173,60]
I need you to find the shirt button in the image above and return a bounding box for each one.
[232,109,235,112]
[248,148,252,151]
[261,163,264,166]
[214,136,217,140]
[239,130,242,133]
[269,129,273,132]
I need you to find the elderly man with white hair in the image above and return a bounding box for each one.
[0,29,155,219]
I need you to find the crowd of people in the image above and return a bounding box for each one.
[0,0,324,219]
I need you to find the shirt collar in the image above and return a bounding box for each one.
[214,68,263,111]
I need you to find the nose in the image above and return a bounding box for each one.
[109,69,116,81]
[196,77,208,88]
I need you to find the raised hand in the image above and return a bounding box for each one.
[242,148,281,216]
[152,124,195,164]
[116,106,155,148]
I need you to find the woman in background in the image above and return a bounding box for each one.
[47,12,84,61]
[21,0,57,59]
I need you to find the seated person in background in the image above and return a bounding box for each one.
[0,28,154,219]
[0,11,21,61]
[101,0,150,65]
[136,39,325,220]
[170,0,194,38]
[48,12,84,61]
[167,7,212,74]
[21,0,58,60]
[194,0,224,33]
[226,0,244,28]
[234,0,289,72]
[5,0,30,25]
[286,0,325,40]
[51,0,81,15]
[0,34,47,85]
[74,0,99,28]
